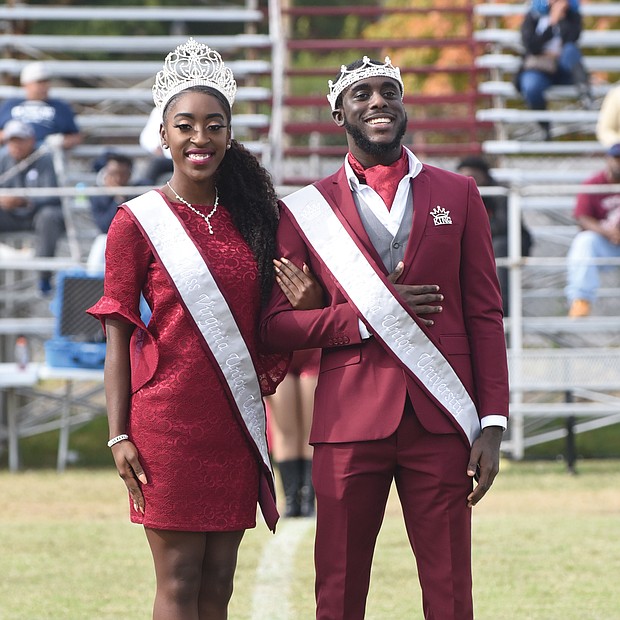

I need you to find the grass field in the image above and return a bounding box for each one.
[1,460,619,619]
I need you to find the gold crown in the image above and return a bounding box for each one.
[327,56,404,111]
[152,38,237,111]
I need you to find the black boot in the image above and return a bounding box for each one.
[572,61,593,109]
[532,103,551,140]
[278,460,301,517]
[539,120,552,141]
[299,458,315,518]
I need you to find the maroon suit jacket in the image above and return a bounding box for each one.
[260,163,509,445]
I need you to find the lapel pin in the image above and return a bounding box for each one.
[430,206,452,226]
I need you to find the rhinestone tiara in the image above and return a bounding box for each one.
[327,56,404,111]
[152,38,237,111]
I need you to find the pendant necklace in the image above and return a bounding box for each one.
[166,181,219,235]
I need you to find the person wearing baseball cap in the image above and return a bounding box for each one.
[606,143,620,158]
[566,143,620,317]
[19,61,51,85]
[0,61,82,149]
[3,118,35,141]
[0,118,63,295]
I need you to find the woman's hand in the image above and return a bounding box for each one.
[274,257,324,310]
[110,440,148,514]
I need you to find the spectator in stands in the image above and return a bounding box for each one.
[138,106,173,185]
[0,62,82,150]
[596,84,620,148]
[0,119,63,295]
[457,156,533,315]
[89,153,135,235]
[566,143,620,318]
[260,56,508,620]
[86,152,137,274]
[515,0,592,141]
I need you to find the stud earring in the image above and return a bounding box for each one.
[226,143,231,150]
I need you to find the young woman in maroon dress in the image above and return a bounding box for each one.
[88,40,292,619]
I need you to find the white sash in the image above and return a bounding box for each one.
[125,191,273,475]
[283,185,481,445]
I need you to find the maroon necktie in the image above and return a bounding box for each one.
[348,148,408,211]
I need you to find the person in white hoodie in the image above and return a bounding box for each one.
[138,107,173,185]
[596,85,620,148]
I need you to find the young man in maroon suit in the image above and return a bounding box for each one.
[260,57,509,620]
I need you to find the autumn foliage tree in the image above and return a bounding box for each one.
[363,0,477,98]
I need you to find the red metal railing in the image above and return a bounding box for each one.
[276,1,488,181]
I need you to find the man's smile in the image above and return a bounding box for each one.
[365,116,393,126]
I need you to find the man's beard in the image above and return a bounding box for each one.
[343,113,407,157]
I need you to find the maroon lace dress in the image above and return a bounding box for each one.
[88,192,287,531]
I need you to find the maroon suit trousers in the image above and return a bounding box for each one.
[313,403,474,620]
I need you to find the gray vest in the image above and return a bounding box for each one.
[352,189,413,272]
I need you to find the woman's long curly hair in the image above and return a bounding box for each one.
[164,86,279,304]
[216,140,279,305]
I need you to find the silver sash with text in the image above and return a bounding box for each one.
[283,185,480,445]
[126,191,273,474]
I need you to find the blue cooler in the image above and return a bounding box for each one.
[44,270,106,369]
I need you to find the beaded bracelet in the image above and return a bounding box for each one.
[107,434,129,448]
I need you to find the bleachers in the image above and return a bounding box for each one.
[505,347,620,459]
[0,2,284,469]
[272,2,487,185]
[2,2,620,465]
[0,1,277,221]
[0,2,277,368]
[0,3,277,180]
[474,3,620,460]
[0,33,272,54]
[474,2,620,145]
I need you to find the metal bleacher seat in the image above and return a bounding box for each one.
[479,81,612,101]
[477,107,598,124]
[0,33,273,55]
[0,85,272,106]
[476,53,620,76]
[0,3,276,170]
[475,2,620,19]
[0,5,265,21]
[483,140,604,155]
[475,28,620,51]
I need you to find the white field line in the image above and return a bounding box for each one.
[250,517,315,620]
